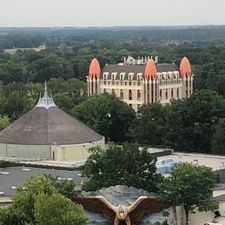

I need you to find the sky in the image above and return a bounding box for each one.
[0,0,225,27]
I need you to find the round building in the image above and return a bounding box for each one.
[0,84,104,160]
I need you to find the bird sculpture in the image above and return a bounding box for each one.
[73,195,168,225]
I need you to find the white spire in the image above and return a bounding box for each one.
[36,82,56,109]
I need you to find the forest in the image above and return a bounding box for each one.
[0,26,225,154]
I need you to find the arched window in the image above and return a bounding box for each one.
[171,89,174,99]
[129,90,132,100]
[137,74,141,86]
[159,89,162,99]
[165,89,168,99]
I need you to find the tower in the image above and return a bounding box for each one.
[179,57,193,98]
[88,58,101,96]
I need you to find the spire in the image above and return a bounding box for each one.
[36,82,56,109]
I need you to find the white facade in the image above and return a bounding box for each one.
[88,58,193,112]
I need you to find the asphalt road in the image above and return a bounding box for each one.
[0,166,84,197]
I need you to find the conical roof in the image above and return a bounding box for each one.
[0,84,103,145]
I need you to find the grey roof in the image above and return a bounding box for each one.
[0,85,103,145]
[0,106,103,145]
[101,63,179,79]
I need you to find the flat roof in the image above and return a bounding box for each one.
[158,152,225,171]
[0,167,84,197]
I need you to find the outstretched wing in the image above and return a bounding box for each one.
[128,196,169,222]
[72,196,116,222]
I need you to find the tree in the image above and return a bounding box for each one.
[47,175,80,199]
[158,163,218,225]
[72,94,136,142]
[178,90,225,153]
[0,175,86,225]
[82,143,161,192]
[12,175,57,223]
[128,103,167,146]
[212,118,225,154]
[0,207,27,225]
[0,115,10,130]
[48,77,87,113]
[34,193,87,225]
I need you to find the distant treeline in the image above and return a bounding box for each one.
[1,26,225,49]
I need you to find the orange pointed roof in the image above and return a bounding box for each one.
[144,59,157,79]
[180,57,191,77]
[89,58,101,78]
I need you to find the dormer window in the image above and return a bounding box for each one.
[112,72,117,85]
[137,73,142,86]
[128,73,134,85]
[103,72,109,80]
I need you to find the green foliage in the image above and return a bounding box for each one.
[175,90,225,153]
[0,78,86,122]
[0,115,9,130]
[158,163,218,225]
[47,175,80,198]
[212,118,225,154]
[0,207,27,225]
[129,90,225,153]
[12,175,57,222]
[34,193,87,225]
[0,175,86,225]
[72,94,135,142]
[128,103,167,146]
[48,77,87,113]
[82,143,161,192]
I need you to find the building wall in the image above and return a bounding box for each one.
[0,143,51,159]
[52,138,105,161]
[0,138,105,161]
[88,71,193,112]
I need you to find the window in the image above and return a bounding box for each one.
[103,73,107,85]
[165,89,168,99]
[120,89,124,99]
[112,89,116,96]
[171,89,174,99]
[137,104,141,111]
[137,74,141,86]
[137,90,141,100]
[177,88,179,98]
[112,74,115,85]
[128,74,132,86]
[129,90,132,100]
